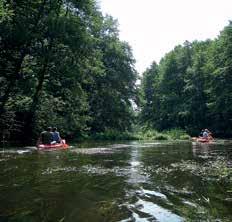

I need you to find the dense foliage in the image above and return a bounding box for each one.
[1,0,231,144]
[0,0,138,144]
[140,22,232,137]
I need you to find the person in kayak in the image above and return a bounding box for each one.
[199,129,204,137]
[205,129,213,140]
[39,127,53,145]
[52,127,61,144]
[202,129,209,138]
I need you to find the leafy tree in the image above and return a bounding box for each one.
[0,1,138,144]
[183,41,211,133]
[139,61,159,127]
[139,22,232,137]
[86,15,138,133]
[208,22,232,135]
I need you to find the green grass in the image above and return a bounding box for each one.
[79,128,190,141]
[134,128,190,141]
[163,128,191,140]
[134,129,169,140]
[91,129,137,141]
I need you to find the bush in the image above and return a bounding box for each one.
[83,128,190,141]
[163,128,190,140]
[153,134,169,140]
[133,128,190,141]
[180,135,191,140]
[92,130,136,141]
[134,130,170,140]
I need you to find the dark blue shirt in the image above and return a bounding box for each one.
[52,131,61,143]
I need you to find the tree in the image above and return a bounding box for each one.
[86,15,138,133]
[139,61,159,127]
[208,22,232,135]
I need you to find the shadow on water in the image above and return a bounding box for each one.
[0,140,232,221]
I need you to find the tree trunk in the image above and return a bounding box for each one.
[24,38,54,142]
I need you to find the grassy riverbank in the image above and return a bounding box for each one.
[0,128,191,147]
[84,128,191,141]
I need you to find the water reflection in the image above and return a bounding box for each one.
[119,142,185,221]
[0,140,232,221]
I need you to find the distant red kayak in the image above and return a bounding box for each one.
[192,137,213,143]
[196,138,210,143]
[37,140,69,150]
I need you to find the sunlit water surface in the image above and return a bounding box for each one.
[0,140,232,222]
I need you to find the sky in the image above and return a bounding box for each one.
[99,0,232,74]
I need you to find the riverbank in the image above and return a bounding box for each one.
[81,128,191,141]
[0,128,191,147]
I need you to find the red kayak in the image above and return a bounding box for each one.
[192,137,213,143]
[196,138,210,143]
[37,140,69,150]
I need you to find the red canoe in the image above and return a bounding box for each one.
[192,137,213,143]
[37,140,69,150]
[196,138,210,143]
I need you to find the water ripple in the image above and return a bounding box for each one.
[126,198,183,222]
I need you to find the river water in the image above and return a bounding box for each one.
[0,140,232,222]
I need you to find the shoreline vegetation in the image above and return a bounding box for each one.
[79,128,191,141]
[0,128,191,147]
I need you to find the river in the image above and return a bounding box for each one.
[0,140,232,221]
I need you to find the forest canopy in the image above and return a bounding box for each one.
[0,0,138,144]
[139,21,232,137]
[0,0,231,145]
